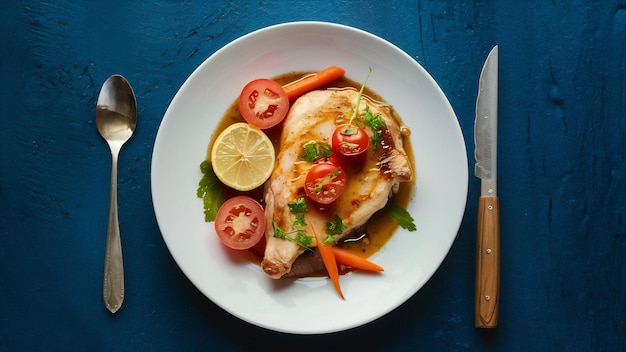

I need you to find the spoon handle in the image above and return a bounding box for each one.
[103,150,124,313]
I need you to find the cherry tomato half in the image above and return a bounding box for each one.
[304,163,347,205]
[239,78,290,129]
[214,196,266,250]
[332,124,370,157]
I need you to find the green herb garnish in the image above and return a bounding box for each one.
[363,105,387,151]
[383,202,417,231]
[272,197,314,250]
[294,229,314,248]
[323,235,337,245]
[196,160,225,222]
[272,222,313,250]
[326,214,346,236]
[323,214,346,245]
[299,141,332,162]
[288,197,308,227]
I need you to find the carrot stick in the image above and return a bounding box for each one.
[282,66,345,100]
[312,227,344,299]
[332,247,384,272]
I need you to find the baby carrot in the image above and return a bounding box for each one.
[332,247,384,272]
[282,66,346,100]
[312,227,344,299]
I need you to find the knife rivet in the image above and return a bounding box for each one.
[488,188,494,194]
[486,248,492,254]
[485,295,491,301]
[488,205,493,211]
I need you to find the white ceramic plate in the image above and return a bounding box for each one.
[151,21,467,334]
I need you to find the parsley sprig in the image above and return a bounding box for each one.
[273,197,349,248]
[272,197,314,250]
[298,141,332,162]
[345,67,388,152]
[363,105,387,151]
[197,160,225,222]
[383,202,417,231]
[288,197,308,227]
[324,214,346,245]
[272,223,313,249]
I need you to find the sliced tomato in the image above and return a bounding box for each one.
[332,124,370,157]
[304,163,347,205]
[214,196,266,250]
[239,78,289,129]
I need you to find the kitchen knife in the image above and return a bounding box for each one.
[474,45,499,328]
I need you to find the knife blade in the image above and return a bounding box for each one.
[474,45,500,329]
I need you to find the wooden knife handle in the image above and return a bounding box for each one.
[475,196,500,328]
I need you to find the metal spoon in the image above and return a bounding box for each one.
[96,74,137,313]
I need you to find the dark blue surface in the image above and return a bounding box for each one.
[1,1,624,351]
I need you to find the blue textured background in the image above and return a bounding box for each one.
[1,1,624,351]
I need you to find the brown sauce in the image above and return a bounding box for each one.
[206,71,415,261]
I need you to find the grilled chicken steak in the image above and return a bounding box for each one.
[261,89,413,279]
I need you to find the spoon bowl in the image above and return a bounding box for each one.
[97,76,137,142]
[96,74,137,313]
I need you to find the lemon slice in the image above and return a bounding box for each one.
[210,122,276,191]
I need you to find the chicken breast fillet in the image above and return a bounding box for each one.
[261,89,413,279]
